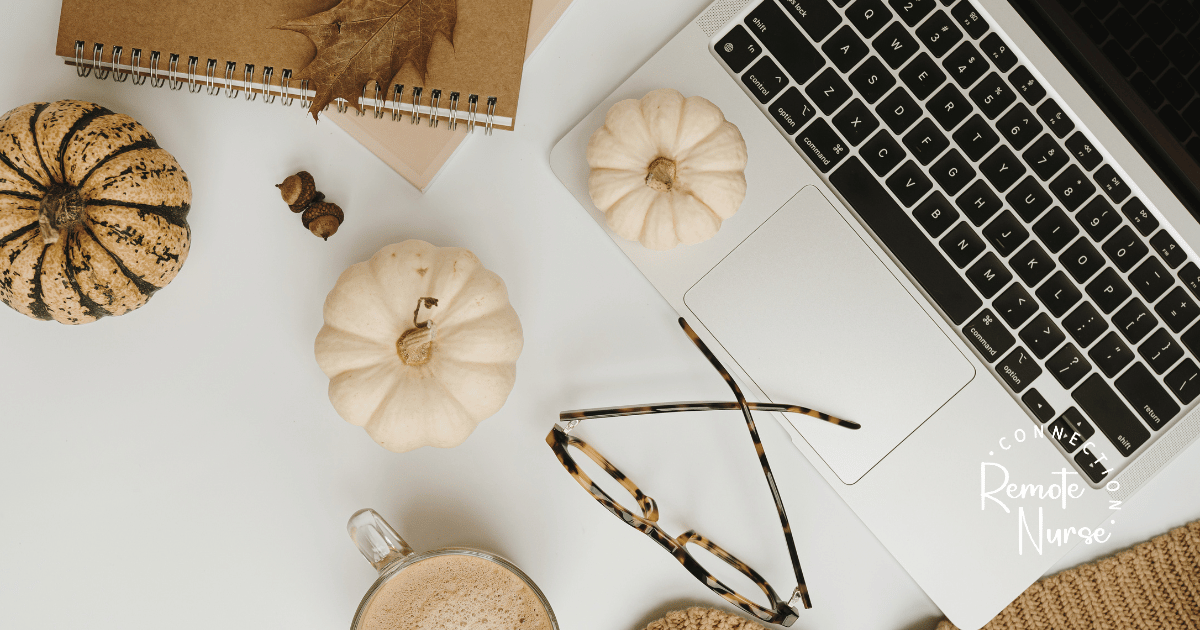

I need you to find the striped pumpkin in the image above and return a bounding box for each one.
[0,100,191,324]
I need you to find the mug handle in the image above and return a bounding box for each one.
[347,508,415,573]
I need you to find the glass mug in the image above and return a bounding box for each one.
[347,508,559,630]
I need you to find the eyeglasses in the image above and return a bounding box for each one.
[546,318,859,626]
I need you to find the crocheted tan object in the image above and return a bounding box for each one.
[641,607,767,630]
[937,519,1200,630]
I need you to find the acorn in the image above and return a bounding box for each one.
[276,171,344,240]
[302,202,345,241]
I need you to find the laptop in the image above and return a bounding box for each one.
[550,0,1200,627]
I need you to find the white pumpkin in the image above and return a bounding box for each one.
[314,240,523,453]
[587,88,749,251]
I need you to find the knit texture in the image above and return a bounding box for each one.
[937,519,1200,630]
[641,607,766,630]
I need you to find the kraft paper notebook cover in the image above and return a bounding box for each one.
[55,0,534,132]
[326,0,576,192]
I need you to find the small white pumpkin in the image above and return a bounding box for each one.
[314,240,523,453]
[587,88,749,251]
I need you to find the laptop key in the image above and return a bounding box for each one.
[912,191,958,236]
[1074,447,1109,483]
[903,119,950,164]
[822,25,870,72]
[1120,197,1158,236]
[1049,165,1096,212]
[795,119,850,172]
[1033,207,1079,253]
[1154,286,1200,332]
[769,88,816,136]
[1086,267,1132,314]
[1049,408,1095,452]
[888,0,936,27]
[1065,131,1103,171]
[805,68,852,114]
[930,149,975,194]
[900,53,947,99]
[1102,226,1149,272]
[979,33,1017,71]
[849,57,898,104]
[1023,135,1069,181]
[1006,176,1052,221]
[1130,256,1174,301]
[847,0,893,38]
[778,0,844,41]
[982,210,1028,256]
[1165,359,1200,404]
[1149,230,1187,268]
[1036,99,1075,138]
[996,104,1043,150]
[1012,241,1055,286]
[861,130,906,175]
[996,346,1041,393]
[745,1,826,83]
[1114,299,1158,343]
[1089,332,1134,377]
[874,22,920,69]
[1116,363,1180,430]
[995,282,1038,327]
[877,88,922,133]
[886,160,934,205]
[1036,271,1082,317]
[1048,343,1091,388]
[943,41,990,87]
[1139,328,1184,374]
[1073,373,1148,457]
[1093,165,1130,203]
[916,10,963,58]
[1020,312,1066,359]
[1008,66,1047,105]
[1022,388,1056,422]
[742,56,789,104]
[940,220,986,267]
[1060,237,1104,283]
[963,308,1014,362]
[956,179,1002,225]
[966,252,1012,298]
[928,84,972,129]
[979,145,1026,192]
[716,26,763,73]
[1063,302,1108,347]
[830,157,983,324]
[832,99,880,145]
[969,72,1016,119]
[1179,262,1200,298]
[1076,197,1120,241]
[953,114,1000,161]
[951,0,989,39]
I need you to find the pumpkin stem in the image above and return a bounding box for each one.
[645,157,677,193]
[397,297,439,366]
[38,183,84,245]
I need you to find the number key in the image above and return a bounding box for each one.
[1023,135,1069,180]
[916,10,962,58]
[943,41,990,87]
[1076,197,1121,241]
[970,73,1016,118]
[996,104,1043,149]
[1050,165,1097,212]
[1102,226,1149,272]
[888,0,936,26]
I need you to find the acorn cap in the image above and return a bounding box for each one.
[276,171,316,210]
[301,202,344,240]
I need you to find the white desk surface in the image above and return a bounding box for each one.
[2,2,1198,629]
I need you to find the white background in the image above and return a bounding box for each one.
[2,1,1199,629]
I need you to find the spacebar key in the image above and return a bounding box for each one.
[830,158,983,324]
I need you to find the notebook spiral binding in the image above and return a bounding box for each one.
[73,41,500,134]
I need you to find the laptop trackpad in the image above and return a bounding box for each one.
[684,186,975,484]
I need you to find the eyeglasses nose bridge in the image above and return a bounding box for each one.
[638,493,659,522]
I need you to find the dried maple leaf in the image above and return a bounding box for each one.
[276,0,457,120]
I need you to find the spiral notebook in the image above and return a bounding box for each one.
[54,0,535,133]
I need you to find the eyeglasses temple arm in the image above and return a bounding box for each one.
[558,401,859,430]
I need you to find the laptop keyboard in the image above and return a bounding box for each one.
[712,0,1200,486]
[1058,0,1200,164]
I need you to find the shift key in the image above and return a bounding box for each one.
[1073,373,1149,456]
[745,1,826,84]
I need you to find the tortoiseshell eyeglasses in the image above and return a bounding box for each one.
[546,318,860,626]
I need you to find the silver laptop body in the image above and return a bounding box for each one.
[550,0,1200,627]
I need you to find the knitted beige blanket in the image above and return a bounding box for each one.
[641,607,765,630]
[938,519,1200,630]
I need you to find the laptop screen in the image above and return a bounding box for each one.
[1009,0,1200,225]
